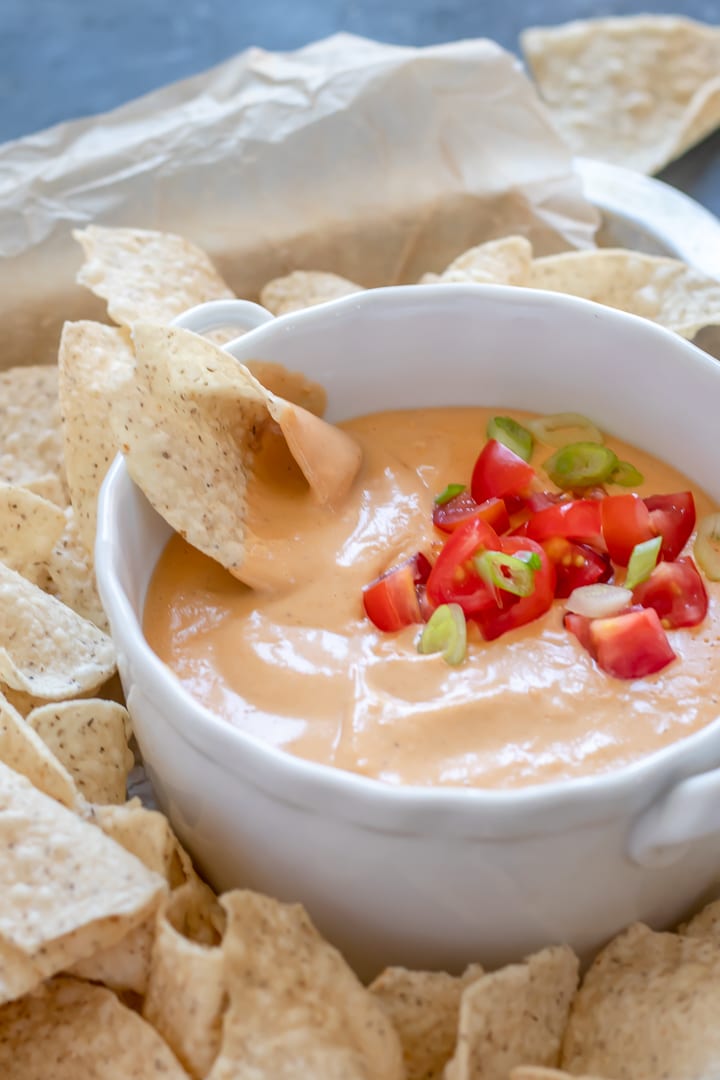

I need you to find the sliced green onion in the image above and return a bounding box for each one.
[487,416,534,462]
[566,584,633,618]
[474,550,537,598]
[515,550,542,570]
[434,483,466,506]
[528,412,604,447]
[695,513,720,581]
[610,460,645,487]
[418,603,467,665]
[625,535,663,591]
[544,442,619,490]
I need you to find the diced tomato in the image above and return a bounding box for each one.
[601,493,655,566]
[644,492,696,561]
[527,499,603,544]
[633,556,708,628]
[473,537,556,641]
[526,491,568,514]
[470,439,536,504]
[542,537,612,598]
[566,607,675,679]
[411,552,433,585]
[362,557,425,632]
[563,611,595,653]
[433,493,510,535]
[425,517,500,617]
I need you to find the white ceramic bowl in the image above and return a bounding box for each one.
[97,285,720,979]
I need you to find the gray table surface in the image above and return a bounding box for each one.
[3,0,720,215]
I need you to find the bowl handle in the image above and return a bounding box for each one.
[628,768,720,867]
[170,298,274,335]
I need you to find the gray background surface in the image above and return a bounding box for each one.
[3,0,720,212]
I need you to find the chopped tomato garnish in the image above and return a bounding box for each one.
[362,555,428,632]
[542,537,612,598]
[425,517,500,617]
[600,493,655,566]
[526,498,603,544]
[644,492,696,561]
[632,556,708,628]
[473,537,556,641]
[470,439,536,505]
[565,607,676,679]
[432,492,510,535]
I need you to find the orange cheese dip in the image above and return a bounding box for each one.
[144,408,720,788]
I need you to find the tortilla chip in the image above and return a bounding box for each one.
[527,249,720,339]
[206,890,404,1080]
[74,225,234,327]
[0,484,66,581]
[89,799,199,889]
[0,976,189,1078]
[511,1070,612,1080]
[0,562,115,700]
[445,945,579,1080]
[114,324,360,587]
[144,883,226,1078]
[260,269,363,315]
[43,507,109,630]
[678,897,720,940]
[370,963,484,1080]
[561,922,720,1077]
[25,698,133,804]
[0,365,67,504]
[0,689,77,807]
[0,761,165,1003]
[70,803,207,996]
[522,16,720,175]
[58,320,135,556]
[422,236,533,286]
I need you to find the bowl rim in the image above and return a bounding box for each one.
[96,282,720,832]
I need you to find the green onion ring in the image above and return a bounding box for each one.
[474,550,537,598]
[695,513,720,581]
[434,483,466,506]
[528,412,604,447]
[544,442,619,490]
[418,603,468,665]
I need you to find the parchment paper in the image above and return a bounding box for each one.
[0,33,599,368]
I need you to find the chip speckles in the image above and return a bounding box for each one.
[74,225,234,328]
[0,366,68,505]
[0,976,190,1078]
[561,922,720,1079]
[0,562,115,701]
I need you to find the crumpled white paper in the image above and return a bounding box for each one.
[0,33,599,368]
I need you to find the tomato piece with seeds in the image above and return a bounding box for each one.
[632,557,708,628]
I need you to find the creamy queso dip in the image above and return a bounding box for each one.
[144,408,720,788]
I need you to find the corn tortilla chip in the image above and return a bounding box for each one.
[26,698,133,805]
[0,562,115,700]
[0,976,189,1078]
[0,365,68,504]
[445,945,578,1080]
[70,804,207,995]
[370,963,484,1080]
[511,1070,613,1080]
[678,897,720,940]
[522,16,720,175]
[206,890,404,1080]
[260,269,363,315]
[0,484,66,581]
[74,225,234,327]
[43,507,109,630]
[527,249,720,339]
[0,689,77,808]
[144,883,226,1078]
[58,320,135,556]
[561,923,720,1077]
[0,761,165,1002]
[421,236,533,286]
[245,360,327,417]
[114,324,360,588]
